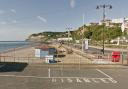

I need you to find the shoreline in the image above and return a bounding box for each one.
[0,42,39,54]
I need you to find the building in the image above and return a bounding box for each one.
[97,18,128,33]
[112,18,124,23]
[57,37,73,42]
[99,19,112,26]
[110,36,128,45]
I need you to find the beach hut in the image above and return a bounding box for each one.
[49,47,57,55]
[35,45,57,63]
[35,45,49,58]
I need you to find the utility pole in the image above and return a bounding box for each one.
[96,4,112,54]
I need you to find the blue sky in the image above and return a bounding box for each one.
[0,0,128,41]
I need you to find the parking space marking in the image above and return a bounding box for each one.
[76,78,82,83]
[100,78,109,83]
[61,78,64,83]
[48,68,51,78]
[96,69,112,79]
[51,78,117,84]
[83,78,91,83]
[67,78,73,83]
[0,75,111,79]
[0,74,117,84]
[91,78,100,83]
[0,68,117,84]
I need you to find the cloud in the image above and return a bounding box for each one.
[70,0,76,8]
[0,10,5,14]
[10,9,16,13]
[12,20,17,23]
[0,21,7,25]
[37,16,47,23]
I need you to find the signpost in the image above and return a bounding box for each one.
[84,39,89,50]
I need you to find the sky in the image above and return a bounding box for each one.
[0,0,128,41]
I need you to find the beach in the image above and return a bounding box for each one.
[0,42,92,64]
[0,43,44,63]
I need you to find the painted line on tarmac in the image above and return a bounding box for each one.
[96,69,112,79]
[51,78,117,84]
[0,74,117,83]
[48,68,51,78]
[0,74,109,79]
[96,69,117,83]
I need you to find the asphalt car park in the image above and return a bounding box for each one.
[0,62,128,89]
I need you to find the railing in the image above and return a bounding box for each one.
[0,54,128,65]
[59,42,128,65]
[0,56,45,63]
[0,41,128,65]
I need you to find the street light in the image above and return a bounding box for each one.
[96,4,112,54]
[66,27,72,46]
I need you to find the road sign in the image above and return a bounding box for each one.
[84,39,89,50]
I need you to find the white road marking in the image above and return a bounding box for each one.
[0,74,117,84]
[0,74,112,79]
[100,78,109,83]
[48,68,50,78]
[83,78,91,83]
[96,69,112,79]
[76,78,82,83]
[108,78,117,83]
[91,78,99,83]
[0,74,15,77]
[67,78,73,83]
[61,78,64,83]
[96,69,117,84]
[52,78,56,82]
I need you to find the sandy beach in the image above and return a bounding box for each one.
[0,43,92,64]
[0,45,43,63]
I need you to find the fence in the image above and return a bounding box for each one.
[0,41,128,65]
[0,51,128,65]
[57,42,128,65]
[0,56,46,63]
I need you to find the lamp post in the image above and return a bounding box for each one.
[66,27,72,46]
[96,4,112,54]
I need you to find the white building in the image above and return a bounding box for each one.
[112,18,124,23]
[57,37,73,41]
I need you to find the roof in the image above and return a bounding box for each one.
[35,44,49,50]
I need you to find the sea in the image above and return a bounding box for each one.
[0,41,32,52]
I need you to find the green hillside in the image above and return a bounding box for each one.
[27,24,125,43]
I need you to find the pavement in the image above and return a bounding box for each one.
[0,62,128,89]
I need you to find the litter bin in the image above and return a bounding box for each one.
[111,51,120,62]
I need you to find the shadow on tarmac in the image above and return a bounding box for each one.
[0,62,28,72]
